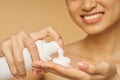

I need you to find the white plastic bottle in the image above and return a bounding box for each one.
[0,40,71,80]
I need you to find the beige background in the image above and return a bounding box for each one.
[0,0,86,45]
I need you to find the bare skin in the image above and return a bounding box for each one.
[32,28,120,80]
[1,0,120,80]
[32,0,120,80]
[8,25,120,80]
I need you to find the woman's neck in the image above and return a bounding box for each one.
[83,25,120,56]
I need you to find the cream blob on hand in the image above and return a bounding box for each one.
[53,57,71,67]
[0,40,71,80]
[53,49,71,67]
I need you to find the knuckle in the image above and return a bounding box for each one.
[47,26,54,30]
[18,30,27,38]
[9,64,18,76]
[19,30,26,35]
[11,35,16,39]
[1,39,11,49]
[20,72,26,76]
[28,43,36,48]
[46,26,55,33]
[12,71,18,77]
[26,41,36,49]
[8,61,15,67]
[16,59,24,64]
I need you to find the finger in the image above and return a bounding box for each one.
[32,65,46,76]
[32,67,42,72]
[90,75,106,80]
[29,26,64,48]
[78,61,116,76]
[94,61,116,76]
[77,61,96,74]
[11,36,26,77]
[32,68,41,76]
[0,46,3,57]
[32,67,47,75]
[32,64,44,74]
[77,62,109,80]
[33,61,90,80]
[1,40,20,79]
[19,31,40,61]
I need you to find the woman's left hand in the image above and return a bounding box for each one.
[77,61,120,80]
[32,61,119,80]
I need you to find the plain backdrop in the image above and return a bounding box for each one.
[0,0,86,45]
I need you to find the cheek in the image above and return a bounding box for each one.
[97,0,119,8]
[105,0,120,22]
[67,5,80,21]
[67,0,82,14]
[98,0,120,23]
[67,2,80,13]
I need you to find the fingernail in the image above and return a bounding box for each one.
[78,63,88,69]
[78,63,84,66]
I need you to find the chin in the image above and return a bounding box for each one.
[82,25,110,35]
[85,30,105,35]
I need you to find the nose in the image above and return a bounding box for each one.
[81,0,97,12]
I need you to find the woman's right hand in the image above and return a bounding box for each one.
[0,26,63,79]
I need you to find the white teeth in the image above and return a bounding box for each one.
[83,13,103,20]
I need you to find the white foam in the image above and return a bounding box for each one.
[53,57,71,67]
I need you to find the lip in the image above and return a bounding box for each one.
[80,12,104,25]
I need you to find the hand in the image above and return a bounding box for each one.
[32,61,120,80]
[0,26,63,79]
[78,61,120,80]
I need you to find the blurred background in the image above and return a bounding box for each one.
[0,0,86,45]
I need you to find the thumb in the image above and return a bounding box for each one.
[77,61,96,74]
[78,61,117,76]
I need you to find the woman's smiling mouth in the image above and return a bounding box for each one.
[81,12,104,25]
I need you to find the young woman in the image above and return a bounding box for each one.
[0,0,120,80]
[32,0,120,80]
